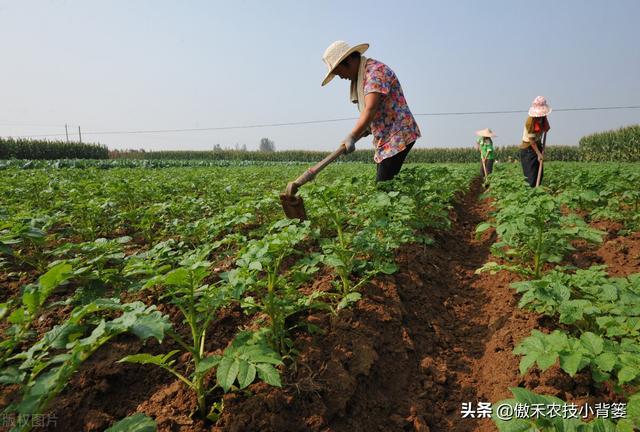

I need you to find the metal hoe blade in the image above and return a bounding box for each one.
[280,193,307,220]
[278,145,346,220]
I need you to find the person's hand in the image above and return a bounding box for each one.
[342,134,357,154]
[537,152,544,162]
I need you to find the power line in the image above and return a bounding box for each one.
[0,123,66,128]
[10,105,640,139]
[14,117,359,138]
[416,105,640,116]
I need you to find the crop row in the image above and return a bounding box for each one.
[477,163,640,431]
[0,163,476,430]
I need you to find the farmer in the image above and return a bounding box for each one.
[520,96,551,187]
[475,128,496,177]
[321,40,421,182]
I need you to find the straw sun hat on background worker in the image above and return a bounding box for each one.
[475,128,496,177]
[321,40,421,182]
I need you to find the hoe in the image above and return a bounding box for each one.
[280,145,346,219]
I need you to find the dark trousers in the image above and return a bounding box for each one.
[376,142,415,182]
[520,148,543,187]
[480,159,494,176]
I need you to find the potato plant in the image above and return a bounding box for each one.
[1,299,170,432]
[477,183,603,278]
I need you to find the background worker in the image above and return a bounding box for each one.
[321,40,421,182]
[474,128,496,177]
[520,96,551,187]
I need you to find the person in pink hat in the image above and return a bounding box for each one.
[321,40,421,182]
[519,96,551,187]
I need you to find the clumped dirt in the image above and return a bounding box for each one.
[2,178,637,432]
[595,231,640,277]
[568,220,640,277]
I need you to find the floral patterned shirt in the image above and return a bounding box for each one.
[363,58,421,163]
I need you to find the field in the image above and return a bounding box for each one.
[1,161,639,431]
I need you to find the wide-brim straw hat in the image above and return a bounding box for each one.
[528,96,552,117]
[475,128,497,138]
[321,40,369,86]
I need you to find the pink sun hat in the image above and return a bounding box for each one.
[528,96,552,117]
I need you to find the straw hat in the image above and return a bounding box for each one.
[528,96,552,117]
[475,128,497,138]
[321,40,369,86]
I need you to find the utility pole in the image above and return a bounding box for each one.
[65,124,69,142]
[78,126,82,143]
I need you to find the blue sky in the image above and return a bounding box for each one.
[1,0,639,151]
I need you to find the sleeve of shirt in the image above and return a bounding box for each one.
[363,63,392,96]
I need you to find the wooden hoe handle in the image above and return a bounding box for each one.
[284,145,346,196]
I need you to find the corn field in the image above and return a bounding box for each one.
[109,145,583,163]
[0,138,109,160]
[579,124,640,162]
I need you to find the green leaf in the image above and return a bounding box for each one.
[16,366,65,414]
[39,262,73,293]
[163,268,189,286]
[537,352,559,371]
[559,352,582,376]
[580,332,604,356]
[323,254,345,269]
[79,320,107,346]
[256,363,281,387]
[378,261,398,275]
[492,399,534,432]
[236,361,256,389]
[559,300,591,324]
[8,306,27,324]
[614,419,635,432]
[217,357,240,392]
[248,261,263,271]
[127,312,171,342]
[119,351,179,368]
[589,419,617,432]
[105,413,157,432]
[510,386,562,406]
[196,355,221,374]
[0,242,14,255]
[591,367,611,383]
[617,366,638,385]
[0,366,26,384]
[245,354,283,366]
[22,285,39,315]
[594,352,617,372]
[518,354,537,375]
[337,292,362,310]
[475,222,492,234]
[627,392,640,425]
